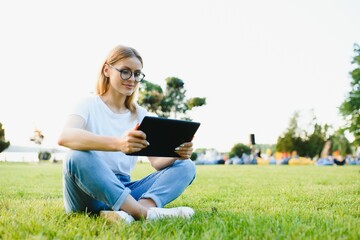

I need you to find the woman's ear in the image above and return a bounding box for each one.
[103,64,110,77]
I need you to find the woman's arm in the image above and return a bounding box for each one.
[58,115,149,153]
[148,157,177,171]
[148,142,193,170]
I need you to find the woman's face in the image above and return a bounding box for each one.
[104,57,142,97]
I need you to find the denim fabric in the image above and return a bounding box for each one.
[63,150,196,213]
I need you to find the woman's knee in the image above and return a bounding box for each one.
[175,160,196,181]
[67,150,95,173]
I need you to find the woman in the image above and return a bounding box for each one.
[58,45,196,223]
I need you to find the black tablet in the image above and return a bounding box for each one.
[127,116,201,157]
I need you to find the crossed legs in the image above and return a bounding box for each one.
[63,150,196,220]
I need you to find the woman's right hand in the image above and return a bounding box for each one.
[119,129,150,154]
[59,115,150,152]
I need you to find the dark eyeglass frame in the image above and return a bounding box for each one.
[107,64,145,82]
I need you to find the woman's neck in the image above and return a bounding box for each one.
[100,92,128,114]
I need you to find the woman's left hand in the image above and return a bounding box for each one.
[175,142,193,159]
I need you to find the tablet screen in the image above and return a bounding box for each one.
[127,116,201,157]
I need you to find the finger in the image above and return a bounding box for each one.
[128,130,147,140]
[175,149,193,155]
[179,142,193,148]
[175,152,193,158]
[175,146,193,152]
[133,141,150,149]
[176,152,191,159]
[128,142,150,152]
[127,147,143,154]
[175,148,193,157]
[136,139,150,147]
[128,135,149,147]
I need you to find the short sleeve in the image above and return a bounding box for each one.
[69,97,93,124]
[137,105,156,123]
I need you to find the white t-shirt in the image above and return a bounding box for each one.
[69,96,150,176]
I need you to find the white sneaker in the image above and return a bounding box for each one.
[100,210,135,224]
[146,207,195,220]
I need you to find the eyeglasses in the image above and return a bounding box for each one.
[107,64,145,82]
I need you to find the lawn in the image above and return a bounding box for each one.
[0,162,359,239]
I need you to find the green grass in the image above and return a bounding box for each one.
[0,162,359,240]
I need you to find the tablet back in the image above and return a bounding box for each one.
[127,116,201,157]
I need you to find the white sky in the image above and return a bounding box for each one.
[0,0,359,152]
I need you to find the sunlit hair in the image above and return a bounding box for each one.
[96,45,143,113]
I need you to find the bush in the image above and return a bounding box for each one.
[190,152,198,161]
[229,143,251,158]
[0,141,10,153]
[38,151,51,161]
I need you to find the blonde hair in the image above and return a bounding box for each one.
[96,45,143,113]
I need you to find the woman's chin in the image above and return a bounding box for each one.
[124,90,134,96]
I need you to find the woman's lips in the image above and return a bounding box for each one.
[123,83,134,89]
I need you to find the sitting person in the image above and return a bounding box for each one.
[333,150,346,166]
[317,141,334,166]
[317,156,334,166]
[242,153,252,164]
[58,44,196,223]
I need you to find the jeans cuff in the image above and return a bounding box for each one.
[140,193,163,208]
[112,187,131,211]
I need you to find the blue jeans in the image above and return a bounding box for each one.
[63,150,196,213]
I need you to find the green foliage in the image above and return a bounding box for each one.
[255,144,277,155]
[329,129,352,156]
[186,97,206,110]
[138,80,164,113]
[276,112,302,153]
[139,77,206,119]
[340,43,360,145]
[0,163,359,239]
[304,123,328,158]
[0,123,3,137]
[38,151,52,161]
[190,152,198,161]
[0,141,10,153]
[275,112,342,158]
[229,143,251,158]
[161,77,187,118]
[0,122,10,153]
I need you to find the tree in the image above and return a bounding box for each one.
[340,43,360,145]
[329,128,352,156]
[161,77,186,118]
[0,123,6,142]
[138,77,206,119]
[190,152,198,161]
[229,143,251,158]
[0,122,10,153]
[276,112,331,158]
[30,129,44,145]
[138,80,164,114]
[304,123,329,158]
[30,129,51,160]
[276,112,302,153]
